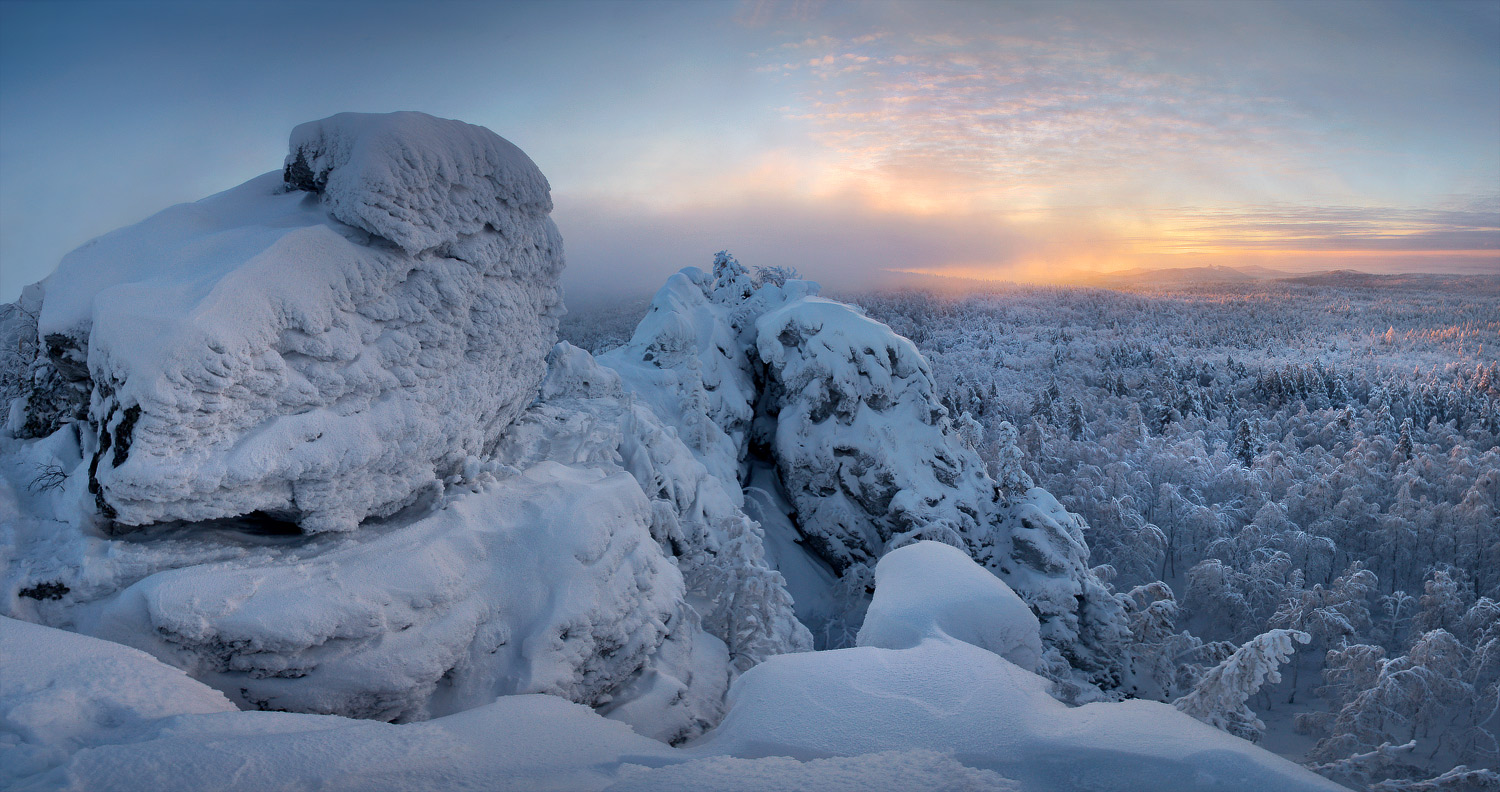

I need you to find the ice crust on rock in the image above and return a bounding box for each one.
[856,541,1043,672]
[31,112,563,532]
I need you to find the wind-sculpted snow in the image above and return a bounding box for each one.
[27,112,563,533]
[856,541,1042,672]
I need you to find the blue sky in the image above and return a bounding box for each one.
[2,0,1497,304]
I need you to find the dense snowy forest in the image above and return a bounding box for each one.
[566,274,1500,789]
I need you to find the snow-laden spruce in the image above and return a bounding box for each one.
[21,111,563,533]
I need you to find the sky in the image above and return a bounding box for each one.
[1,0,1497,306]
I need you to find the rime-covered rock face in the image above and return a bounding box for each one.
[32,112,563,532]
[602,258,1132,694]
[754,297,999,572]
[507,344,812,673]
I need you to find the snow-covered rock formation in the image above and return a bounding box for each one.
[1,115,769,747]
[21,111,563,533]
[599,253,1131,693]
[509,344,811,673]
[1,554,1346,792]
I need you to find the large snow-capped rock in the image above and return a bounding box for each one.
[27,112,563,533]
[0,345,805,745]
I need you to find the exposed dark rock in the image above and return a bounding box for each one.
[19,581,70,600]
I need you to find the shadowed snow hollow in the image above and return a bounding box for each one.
[29,112,563,532]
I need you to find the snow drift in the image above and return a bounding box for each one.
[856,541,1043,671]
[3,552,1345,792]
[25,111,563,533]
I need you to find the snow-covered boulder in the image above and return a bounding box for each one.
[857,541,1042,671]
[754,296,998,571]
[29,111,563,533]
[0,616,237,786]
[82,462,722,739]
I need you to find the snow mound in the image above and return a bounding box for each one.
[29,112,563,532]
[857,541,1042,671]
[284,112,552,257]
[0,616,236,786]
[694,637,1347,792]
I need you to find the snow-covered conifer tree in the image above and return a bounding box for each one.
[1174,628,1311,742]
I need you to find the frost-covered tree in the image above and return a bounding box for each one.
[1174,628,1310,742]
[992,420,1033,504]
[1066,396,1086,441]
[1233,419,1257,466]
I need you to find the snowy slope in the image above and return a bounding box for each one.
[2,548,1346,792]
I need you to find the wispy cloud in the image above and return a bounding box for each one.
[757,29,1321,212]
